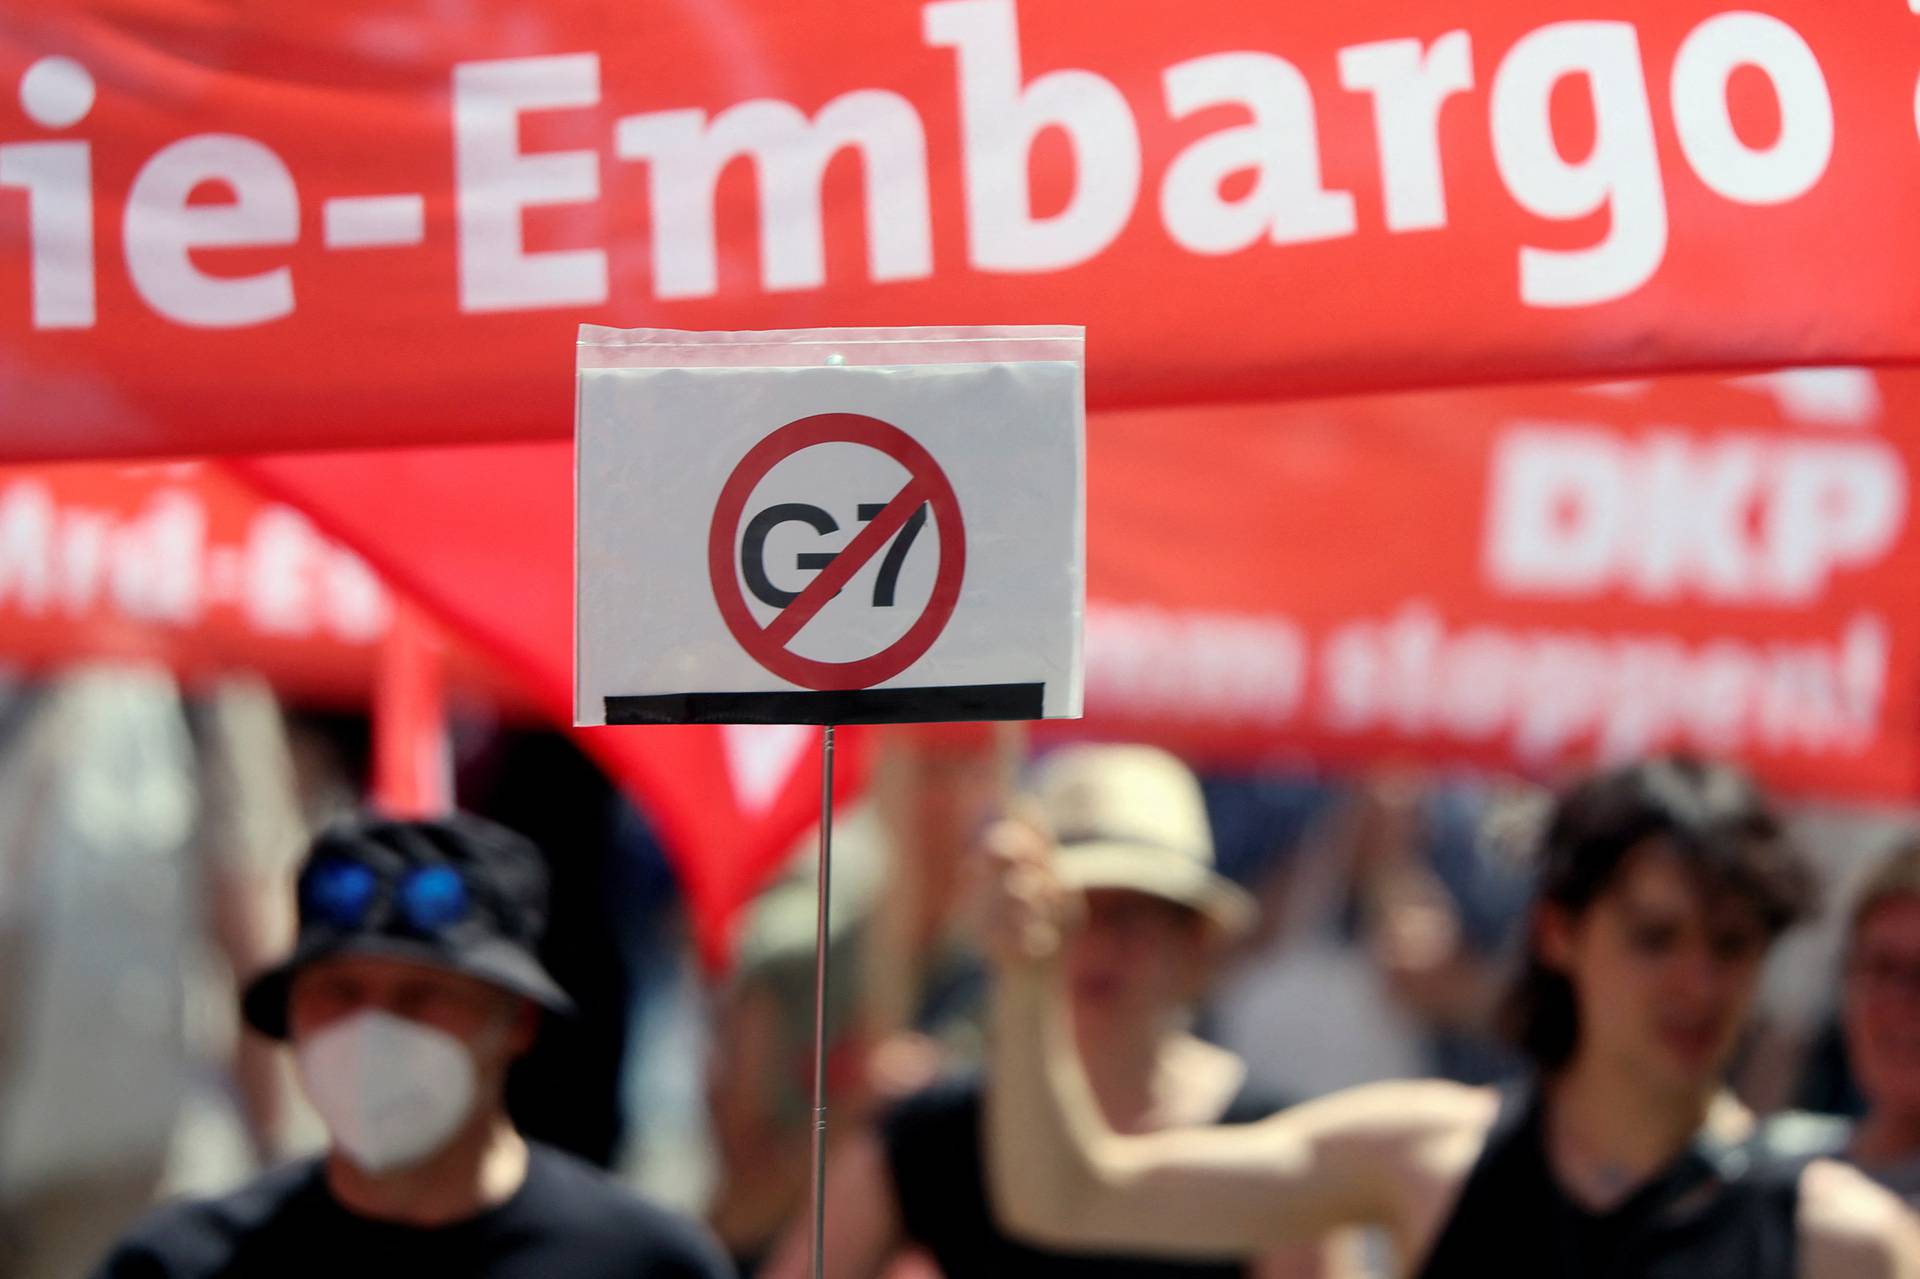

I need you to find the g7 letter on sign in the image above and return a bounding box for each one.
[574,326,1085,727]
[708,413,965,692]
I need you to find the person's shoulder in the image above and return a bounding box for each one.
[522,1145,733,1276]
[95,1159,323,1277]
[1797,1156,1920,1279]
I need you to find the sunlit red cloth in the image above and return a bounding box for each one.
[5,2,1920,460]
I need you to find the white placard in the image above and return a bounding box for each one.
[575,341,1083,726]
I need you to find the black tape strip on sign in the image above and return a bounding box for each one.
[604,682,1045,726]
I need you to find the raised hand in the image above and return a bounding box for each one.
[975,816,1080,967]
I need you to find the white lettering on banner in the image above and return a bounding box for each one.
[1,58,95,329]
[238,507,380,637]
[1484,424,1907,603]
[1160,52,1355,253]
[238,507,388,640]
[0,483,53,610]
[1084,603,1307,724]
[1670,12,1833,205]
[1338,33,1474,232]
[323,195,427,249]
[615,91,932,298]
[453,54,607,312]
[18,54,94,129]
[323,544,391,642]
[925,0,1141,271]
[0,140,93,329]
[123,135,298,327]
[244,507,391,640]
[1729,367,1881,426]
[1321,600,1887,761]
[1490,22,1667,307]
[109,489,203,624]
[0,480,390,642]
[8,7,1859,329]
[58,508,109,615]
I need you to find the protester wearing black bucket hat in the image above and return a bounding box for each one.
[240,813,575,1040]
[93,813,733,1279]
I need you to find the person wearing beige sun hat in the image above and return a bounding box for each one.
[763,743,1353,1279]
[1035,743,1257,942]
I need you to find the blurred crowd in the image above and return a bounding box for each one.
[1,664,1918,1276]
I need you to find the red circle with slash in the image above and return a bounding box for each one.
[708,413,965,690]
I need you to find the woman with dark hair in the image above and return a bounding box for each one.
[980,758,1920,1278]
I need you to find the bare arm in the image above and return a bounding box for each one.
[1799,1158,1920,1279]
[1251,1229,1374,1275]
[1254,1229,1373,1279]
[194,680,305,1157]
[762,1132,905,1279]
[980,820,1480,1257]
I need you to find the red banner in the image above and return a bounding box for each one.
[6,3,1920,459]
[0,460,394,699]
[1069,369,1920,800]
[240,368,1920,809]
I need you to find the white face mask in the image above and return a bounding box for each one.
[296,1009,480,1175]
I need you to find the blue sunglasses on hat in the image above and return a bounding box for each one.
[300,856,474,935]
[246,813,575,1041]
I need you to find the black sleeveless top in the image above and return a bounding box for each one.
[883,1074,1284,1278]
[1415,1086,1808,1279]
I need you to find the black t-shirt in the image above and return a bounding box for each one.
[1415,1084,1807,1279]
[881,1074,1282,1278]
[93,1143,734,1279]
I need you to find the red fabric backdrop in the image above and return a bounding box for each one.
[5,2,1920,459]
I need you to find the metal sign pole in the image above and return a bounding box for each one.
[807,722,836,1279]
